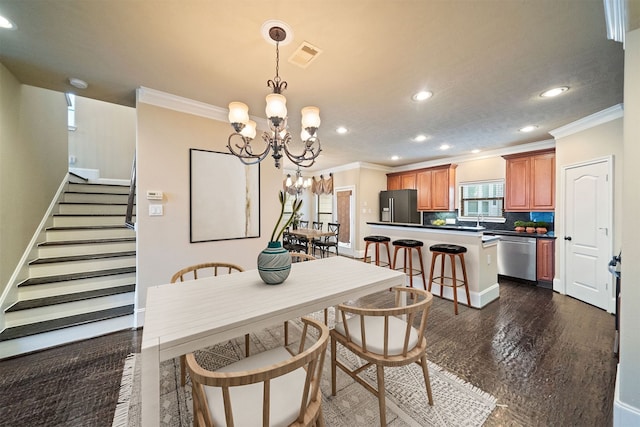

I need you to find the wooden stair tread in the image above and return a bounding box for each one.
[53,213,131,217]
[59,201,132,206]
[0,305,134,342]
[6,285,135,312]
[18,267,136,287]
[38,237,136,247]
[29,251,136,265]
[46,225,131,230]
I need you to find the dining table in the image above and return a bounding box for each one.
[288,227,335,254]
[140,256,406,425]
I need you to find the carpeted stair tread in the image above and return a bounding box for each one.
[38,237,136,247]
[18,266,136,287]
[0,305,134,342]
[6,284,135,312]
[29,251,136,265]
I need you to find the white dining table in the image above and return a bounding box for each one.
[140,256,406,425]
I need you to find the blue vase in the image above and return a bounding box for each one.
[257,241,291,285]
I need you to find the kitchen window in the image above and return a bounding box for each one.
[459,180,505,222]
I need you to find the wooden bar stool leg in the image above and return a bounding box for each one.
[363,241,371,263]
[383,242,392,268]
[460,253,471,307]
[408,247,414,289]
[439,253,445,297]
[428,252,437,292]
[375,242,380,266]
[392,246,401,270]
[416,247,426,290]
[450,253,459,315]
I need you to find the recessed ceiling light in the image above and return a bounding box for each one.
[69,78,88,89]
[471,149,481,154]
[391,155,400,161]
[336,126,348,134]
[519,125,538,133]
[413,134,428,142]
[439,144,450,150]
[412,90,433,102]
[0,15,16,30]
[540,86,569,98]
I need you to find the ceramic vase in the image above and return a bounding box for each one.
[257,241,291,285]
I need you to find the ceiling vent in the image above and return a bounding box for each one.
[288,41,322,69]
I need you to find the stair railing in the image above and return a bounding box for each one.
[125,154,136,230]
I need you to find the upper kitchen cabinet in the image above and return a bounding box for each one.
[504,149,555,211]
[417,164,457,211]
[387,171,416,190]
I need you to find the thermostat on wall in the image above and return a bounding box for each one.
[146,190,163,200]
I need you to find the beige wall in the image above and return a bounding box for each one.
[0,64,68,291]
[555,117,624,268]
[69,96,136,179]
[619,27,640,417]
[135,102,283,313]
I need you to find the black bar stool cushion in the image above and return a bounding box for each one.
[392,239,424,248]
[429,244,467,254]
[364,235,391,243]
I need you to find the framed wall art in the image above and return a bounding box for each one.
[190,149,260,242]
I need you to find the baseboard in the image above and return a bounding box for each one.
[427,282,499,309]
[614,366,640,426]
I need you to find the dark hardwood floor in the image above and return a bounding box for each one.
[0,277,616,426]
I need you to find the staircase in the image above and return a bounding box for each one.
[0,181,136,359]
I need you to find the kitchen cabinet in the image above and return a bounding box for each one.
[387,171,416,190]
[536,238,555,283]
[417,164,456,211]
[504,149,555,211]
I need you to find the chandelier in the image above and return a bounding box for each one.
[227,25,321,169]
[285,167,311,195]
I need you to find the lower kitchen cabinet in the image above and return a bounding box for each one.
[536,239,555,283]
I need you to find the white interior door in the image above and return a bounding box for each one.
[564,159,612,310]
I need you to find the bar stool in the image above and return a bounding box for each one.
[392,239,426,290]
[363,235,392,267]
[428,244,471,315]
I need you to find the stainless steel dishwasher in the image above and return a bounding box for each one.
[497,236,537,281]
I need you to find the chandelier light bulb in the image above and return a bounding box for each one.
[265,94,287,120]
[300,129,311,141]
[240,120,257,139]
[228,102,249,124]
[286,175,293,186]
[301,106,321,128]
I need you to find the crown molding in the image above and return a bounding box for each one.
[549,104,624,139]
[135,87,269,129]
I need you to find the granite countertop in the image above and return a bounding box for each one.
[367,221,486,232]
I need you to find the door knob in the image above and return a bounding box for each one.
[564,236,572,241]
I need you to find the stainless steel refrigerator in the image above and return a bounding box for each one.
[379,189,420,224]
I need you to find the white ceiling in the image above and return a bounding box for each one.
[0,0,627,171]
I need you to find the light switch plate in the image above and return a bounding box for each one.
[149,204,163,216]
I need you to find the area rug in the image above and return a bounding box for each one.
[113,314,496,426]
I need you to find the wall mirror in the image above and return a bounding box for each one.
[190,149,260,242]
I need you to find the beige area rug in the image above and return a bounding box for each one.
[113,313,496,426]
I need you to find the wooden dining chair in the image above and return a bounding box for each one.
[186,316,329,427]
[171,262,248,387]
[330,286,434,426]
[313,222,340,258]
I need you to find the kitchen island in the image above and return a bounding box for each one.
[366,222,499,308]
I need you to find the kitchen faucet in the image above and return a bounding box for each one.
[477,213,484,227]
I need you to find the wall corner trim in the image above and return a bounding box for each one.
[550,104,624,139]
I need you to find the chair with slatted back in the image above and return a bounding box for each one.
[171,262,247,387]
[331,286,434,426]
[313,222,340,258]
[186,316,329,427]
